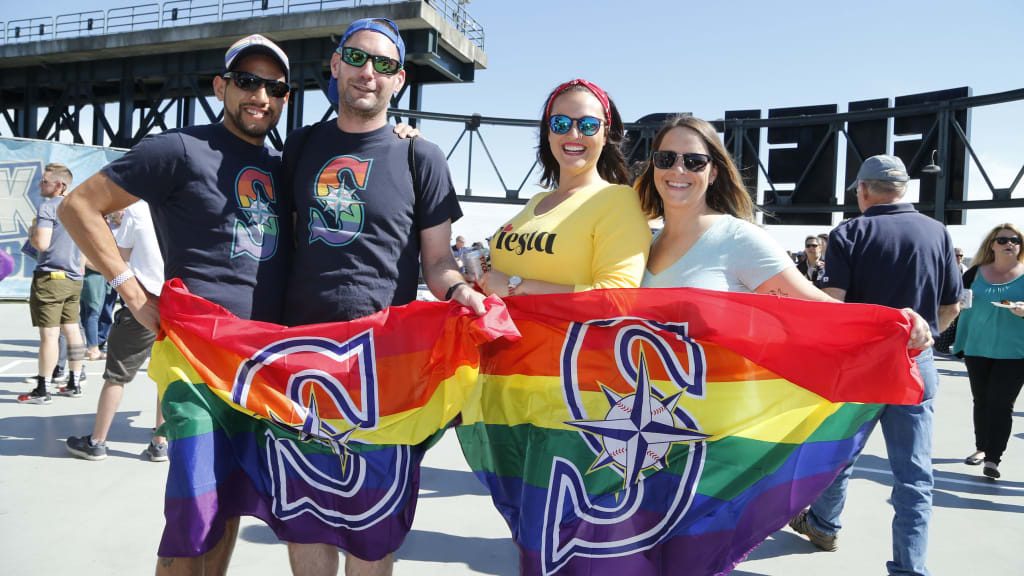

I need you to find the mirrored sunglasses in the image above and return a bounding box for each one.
[222,71,290,98]
[652,151,712,172]
[339,47,402,75]
[548,114,603,137]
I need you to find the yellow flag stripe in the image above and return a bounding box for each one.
[149,338,478,445]
[459,373,842,444]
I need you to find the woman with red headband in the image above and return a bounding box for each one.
[477,79,650,297]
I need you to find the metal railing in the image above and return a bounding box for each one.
[382,87,1024,221]
[5,17,53,42]
[106,4,161,32]
[426,0,484,48]
[55,12,106,38]
[1,1,484,48]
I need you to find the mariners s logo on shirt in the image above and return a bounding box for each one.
[309,155,372,246]
[231,167,279,261]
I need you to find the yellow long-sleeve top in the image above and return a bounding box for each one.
[488,183,651,291]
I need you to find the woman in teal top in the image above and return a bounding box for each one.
[953,223,1024,479]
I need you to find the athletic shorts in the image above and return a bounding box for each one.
[103,307,157,384]
[29,272,83,327]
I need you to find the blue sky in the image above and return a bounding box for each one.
[6,0,1024,251]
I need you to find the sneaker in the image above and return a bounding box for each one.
[964,451,985,466]
[17,386,52,405]
[51,366,67,382]
[145,441,169,462]
[58,383,83,398]
[983,461,1001,479]
[59,371,85,397]
[789,509,839,551]
[66,435,108,461]
[77,368,88,384]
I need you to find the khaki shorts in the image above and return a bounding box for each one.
[103,307,157,385]
[29,272,83,327]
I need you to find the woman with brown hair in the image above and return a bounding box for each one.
[478,79,650,297]
[953,223,1024,479]
[636,115,825,296]
[635,116,932,353]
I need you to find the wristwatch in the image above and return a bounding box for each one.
[507,275,523,296]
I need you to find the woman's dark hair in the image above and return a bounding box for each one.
[634,115,754,221]
[537,84,630,189]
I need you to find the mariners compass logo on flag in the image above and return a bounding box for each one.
[543,318,709,574]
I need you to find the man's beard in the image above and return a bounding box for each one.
[340,86,390,120]
[225,105,276,140]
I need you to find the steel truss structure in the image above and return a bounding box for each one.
[392,87,1024,225]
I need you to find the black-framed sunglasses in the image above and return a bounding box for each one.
[652,151,712,172]
[339,47,402,75]
[806,243,820,249]
[548,114,603,137]
[994,237,1022,246]
[222,71,290,98]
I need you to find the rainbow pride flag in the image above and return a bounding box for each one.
[149,279,518,559]
[457,287,922,575]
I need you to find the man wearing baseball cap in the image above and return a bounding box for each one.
[59,34,293,575]
[788,154,961,576]
[281,17,485,575]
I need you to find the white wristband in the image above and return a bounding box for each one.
[108,269,136,289]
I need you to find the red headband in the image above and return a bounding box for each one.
[543,78,612,123]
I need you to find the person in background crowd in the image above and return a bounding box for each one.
[790,154,959,576]
[19,163,87,404]
[797,234,826,287]
[66,200,168,462]
[96,210,125,352]
[955,247,967,273]
[79,257,109,361]
[952,223,1024,480]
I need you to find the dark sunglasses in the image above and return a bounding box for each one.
[222,71,290,98]
[339,47,402,75]
[806,244,820,248]
[548,115,603,137]
[652,151,712,172]
[994,237,1022,246]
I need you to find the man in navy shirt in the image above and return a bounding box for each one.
[282,17,485,576]
[60,33,292,576]
[789,155,961,576]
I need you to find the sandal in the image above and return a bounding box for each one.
[86,349,107,361]
[964,451,985,466]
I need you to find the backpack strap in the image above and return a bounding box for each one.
[407,136,420,219]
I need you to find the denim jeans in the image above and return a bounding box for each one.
[807,348,936,576]
[79,269,107,348]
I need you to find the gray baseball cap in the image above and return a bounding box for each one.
[225,34,290,82]
[847,154,909,191]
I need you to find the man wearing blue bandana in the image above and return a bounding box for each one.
[282,18,485,576]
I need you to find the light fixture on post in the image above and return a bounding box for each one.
[921,149,942,174]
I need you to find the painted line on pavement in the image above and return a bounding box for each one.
[0,360,25,374]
